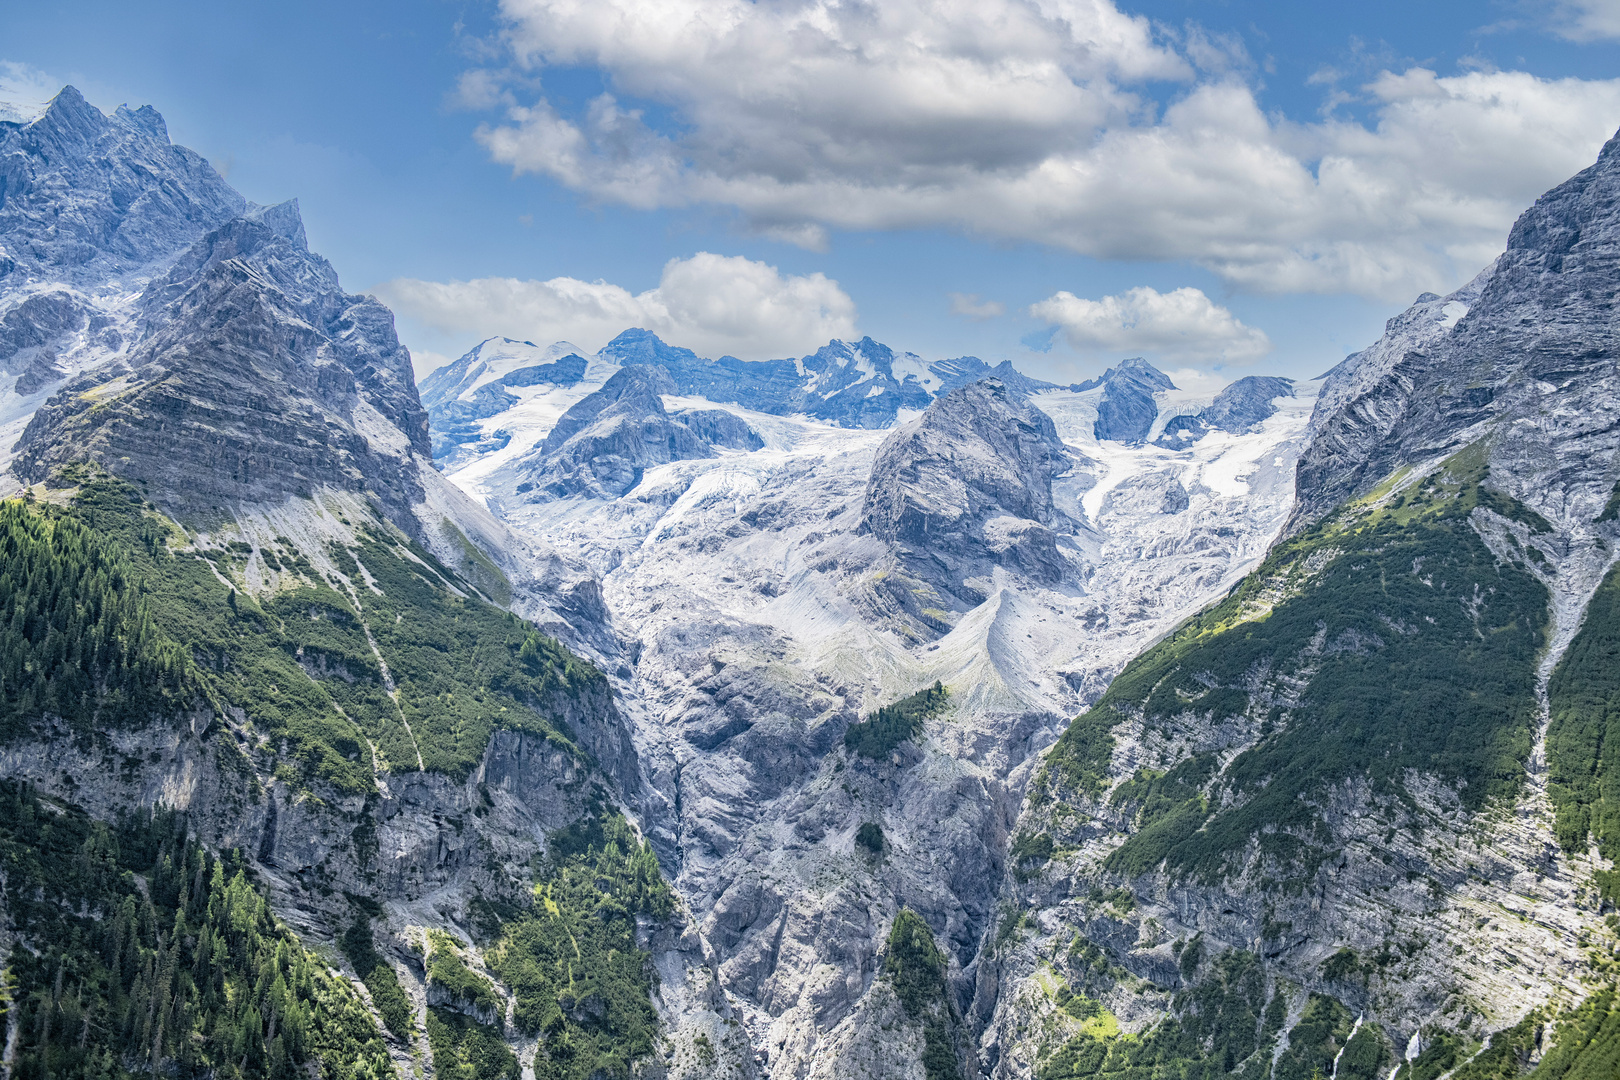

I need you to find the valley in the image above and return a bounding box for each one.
[0,84,1618,1080]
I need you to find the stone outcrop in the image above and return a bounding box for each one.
[860,378,1076,609]
[1091,358,1175,444]
[1154,374,1295,447]
[512,364,763,500]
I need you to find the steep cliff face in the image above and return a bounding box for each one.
[860,378,1078,615]
[1293,127,1620,536]
[982,127,1620,1080]
[0,87,246,461]
[0,90,709,1080]
[0,86,244,289]
[12,207,432,528]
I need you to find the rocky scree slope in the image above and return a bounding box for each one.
[982,127,1620,1080]
[0,89,709,1080]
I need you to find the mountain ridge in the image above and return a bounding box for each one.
[1,82,1619,1080]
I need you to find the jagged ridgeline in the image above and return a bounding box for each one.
[7,473,601,790]
[0,781,394,1080]
[1038,446,1548,880]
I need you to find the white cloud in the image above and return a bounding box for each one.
[1029,285,1271,363]
[0,61,63,122]
[448,69,516,111]
[1550,1,1620,40]
[376,251,856,360]
[948,292,1005,320]
[468,0,1620,301]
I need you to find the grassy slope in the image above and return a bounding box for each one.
[1040,448,1548,881]
[1037,950,1305,1080]
[25,476,601,794]
[1547,562,1620,899]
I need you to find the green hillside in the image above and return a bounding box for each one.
[1040,448,1548,882]
[10,474,601,795]
[0,781,394,1080]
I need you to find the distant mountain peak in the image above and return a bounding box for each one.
[1110,356,1176,391]
[244,199,308,251]
[1090,357,1177,444]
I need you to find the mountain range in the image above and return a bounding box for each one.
[0,84,1617,1080]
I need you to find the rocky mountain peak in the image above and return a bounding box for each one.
[0,87,244,288]
[1292,121,1620,530]
[22,85,105,154]
[861,378,1076,613]
[3,99,431,530]
[540,364,678,454]
[418,336,584,407]
[1091,356,1176,444]
[511,363,761,502]
[1111,356,1176,391]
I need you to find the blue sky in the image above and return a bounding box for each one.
[7,0,1620,384]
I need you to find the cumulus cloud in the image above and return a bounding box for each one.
[376,251,856,360]
[948,292,1005,320]
[1029,286,1271,363]
[467,0,1620,301]
[1549,0,1620,40]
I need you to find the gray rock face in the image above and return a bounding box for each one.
[1154,375,1295,448]
[0,87,244,288]
[446,356,1313,1076]
[861,379,1076,610]
[1286,126,1620,530]
[0,87,252,441]
[12,205,432,530]
[513,364,763,500]
[0,87,609,659]
[1090,359,1175,444]
[0,290,85,368]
